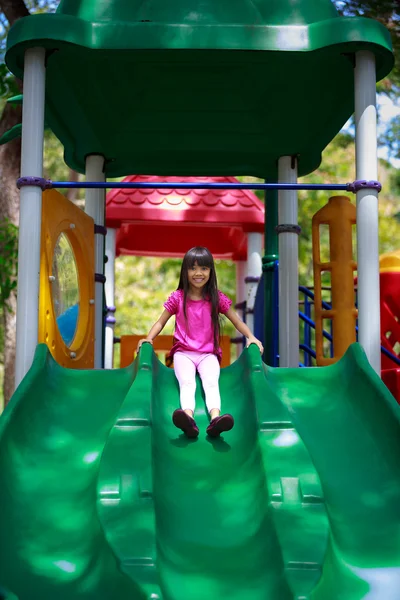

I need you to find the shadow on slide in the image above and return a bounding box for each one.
[0,343,399,599]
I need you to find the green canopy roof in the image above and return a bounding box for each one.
[6,0,394,178]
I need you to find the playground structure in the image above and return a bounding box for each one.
[0,1,399,600]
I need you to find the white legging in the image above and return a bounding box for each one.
[173,351,221,414]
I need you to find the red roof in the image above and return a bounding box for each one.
[106,175,264,260]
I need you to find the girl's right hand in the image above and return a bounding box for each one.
[136,338,153,353]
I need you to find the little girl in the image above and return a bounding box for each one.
[137,247,263,438]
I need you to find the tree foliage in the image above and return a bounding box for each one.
[0,218,18,306]
[380,114,400,160]
[298,132,400,284]
[335,1,399,95]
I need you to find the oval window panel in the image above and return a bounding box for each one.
[52,233,80,347]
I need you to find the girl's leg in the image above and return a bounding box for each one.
[173,352,197,415]
[197,354,221,416]
[172,352,199,438]
[198,354,234,437]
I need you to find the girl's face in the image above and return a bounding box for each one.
[188,261,210,292]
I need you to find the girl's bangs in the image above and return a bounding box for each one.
[187,248,213,268]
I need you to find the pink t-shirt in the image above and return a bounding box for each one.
[164,289,232,360]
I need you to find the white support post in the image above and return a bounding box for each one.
[104,228,116,369]
[246,233,263,334]
[278,156,299,367]
[85,155,106,369]
[236,261,246,356]
[15,48,46,389]
[355,51,381,375]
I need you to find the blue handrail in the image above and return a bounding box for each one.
[299,312,332,342]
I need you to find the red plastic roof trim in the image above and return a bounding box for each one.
[106,175,265,260]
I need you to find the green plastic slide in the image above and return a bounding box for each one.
[0,343,399,599]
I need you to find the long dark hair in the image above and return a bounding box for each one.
[177,246,221,352]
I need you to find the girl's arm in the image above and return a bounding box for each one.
[224,307,264,354]
[136,309,173,351]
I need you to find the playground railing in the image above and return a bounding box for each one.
[299,286,333,367]
[298,286,400,368]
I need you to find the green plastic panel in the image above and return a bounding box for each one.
[0,343,399,599]
[5,0,394,178]
[0,123,22,146]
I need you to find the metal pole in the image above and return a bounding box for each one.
[278,156,299,367]
[104,228,116,369]
[246,233,263,334]
[85,155,106,369]
[263,172,279,365]
[15,48,46,388]
[46,181,355,192]
[235,261,246,356]
[355,51,381,375]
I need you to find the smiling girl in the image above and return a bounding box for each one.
[137,247,263,438]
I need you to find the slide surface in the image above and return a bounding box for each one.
[0,343,399,599]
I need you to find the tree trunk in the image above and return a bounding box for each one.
[0,0,30,406]
[0,104,22,404]
[2,289,17,406]
[0,0,29,23]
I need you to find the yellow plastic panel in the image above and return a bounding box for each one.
[312,196,357,366]
[379,249,400,273]
[39,189,95,368]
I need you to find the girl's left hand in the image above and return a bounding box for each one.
[246,337,264,354]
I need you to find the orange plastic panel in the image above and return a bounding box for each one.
[39,189,95,368]
[120,335,231,368]
[312,196,357,366]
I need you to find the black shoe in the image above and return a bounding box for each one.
[206,414,234,437]
[172,409,199,438]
